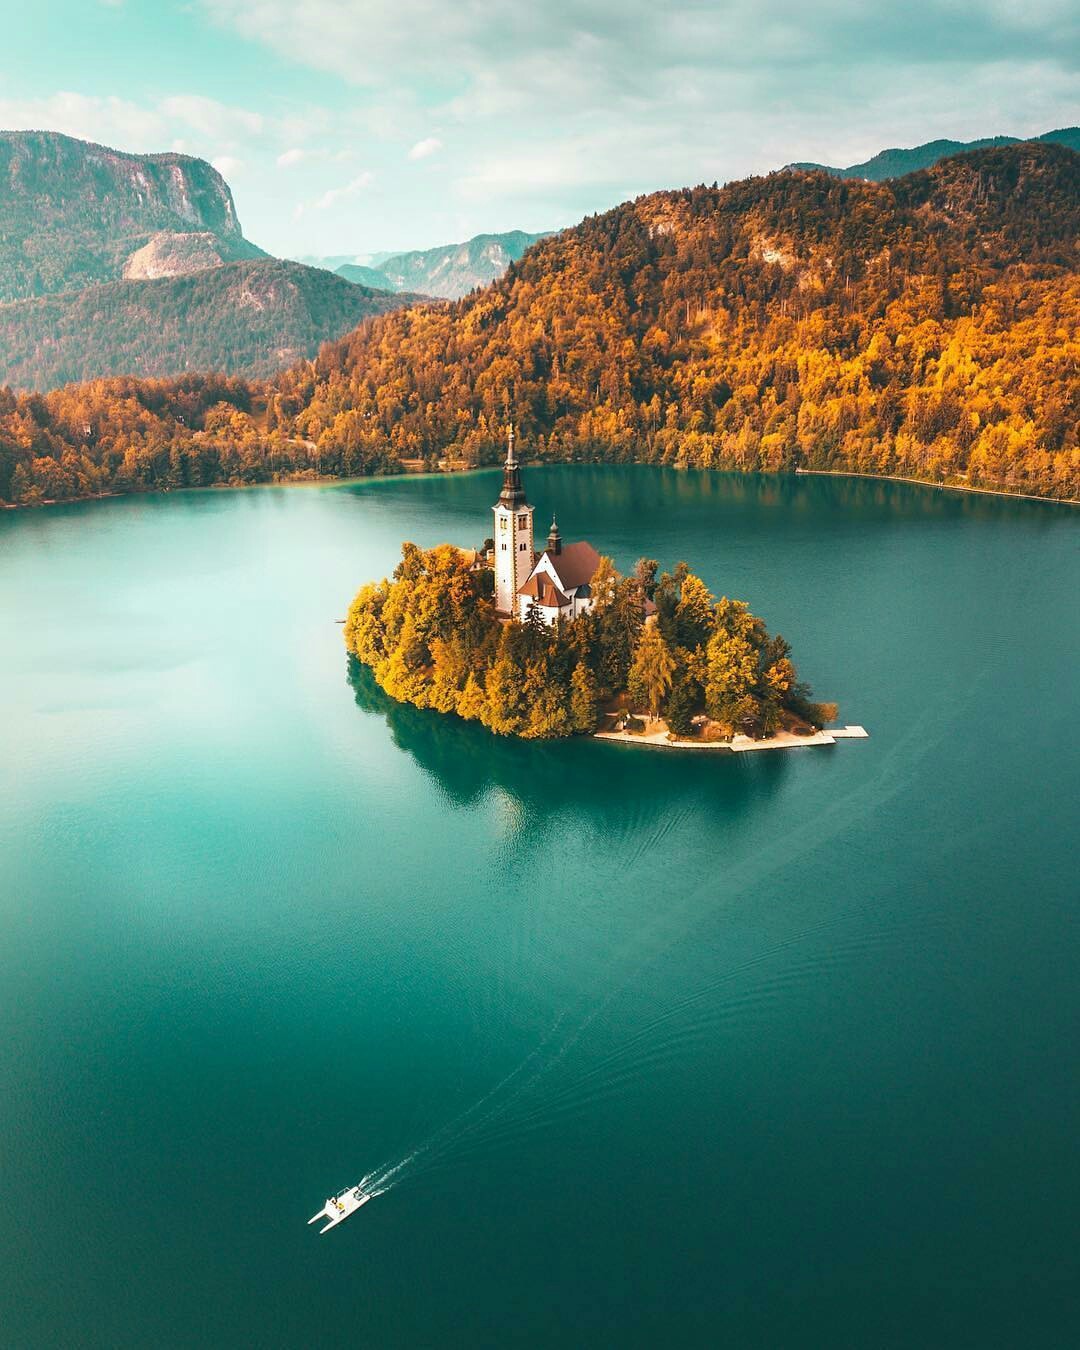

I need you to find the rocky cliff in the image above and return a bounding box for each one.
[0,130,265,300]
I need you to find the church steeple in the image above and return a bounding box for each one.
[546,515,562,556]
[498,422,527,508]
[491,422,535,616]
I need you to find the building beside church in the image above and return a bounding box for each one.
[492,427,600,626]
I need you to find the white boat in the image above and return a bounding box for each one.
[308,1183,373,1234]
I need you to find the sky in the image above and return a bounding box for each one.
[0,0,1076,259]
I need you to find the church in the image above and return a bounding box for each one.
[491,427,601,626]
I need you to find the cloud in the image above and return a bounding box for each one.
[0,90,269,160]
[0,92,168,151]
[197,0,1080,223]
[17,4,1074,256]
[408,136,443,161]
[159,94,264,140]
[199,0,1080,90]
[211,155,244,177]
[277,146,350,167]
[316,171,374,208]
[295,171,376,215]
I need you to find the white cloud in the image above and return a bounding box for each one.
[277,146,349,167]
[408,136,443,161]
[0,92,168,151]
[295,171,376,215]
[0,90,271,161]
[316,171,374,208]
[211,155,244,177]
[199,0,1080,92]
[159,94,264,140]
[197,0,1080,233]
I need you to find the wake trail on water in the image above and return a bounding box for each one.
[358,1010,575,1193]
[360,692,971,1197]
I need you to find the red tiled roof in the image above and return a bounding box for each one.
[545,540,601,591]
[518,572,570,607]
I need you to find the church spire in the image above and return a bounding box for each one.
[547,515,562,555]
[498,421,527,507]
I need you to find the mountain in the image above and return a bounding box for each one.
[0,131,431,388]
[0,260,421,390]
[275,142,1079,500]
[295,251,397,271]
[0,130,266,300]
[3,143,1078,504]
[789,126,1080,180]
[335,262,397,289]
[330,230,552,300]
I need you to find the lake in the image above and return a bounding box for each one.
[1,466,1078,1348]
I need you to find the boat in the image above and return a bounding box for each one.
[308,1183,373,1234]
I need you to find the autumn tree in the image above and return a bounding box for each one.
[629,624,677,719]
[344,543,834,742]
[570,662,600,733]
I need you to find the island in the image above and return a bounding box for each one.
[344,429,845,747]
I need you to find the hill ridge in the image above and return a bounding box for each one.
[787,125,1080,181]
[0,259,423,389]
[1,142,1077,504]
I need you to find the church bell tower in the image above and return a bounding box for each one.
[492,424,534,616]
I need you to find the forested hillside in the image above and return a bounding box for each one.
[275,142,1079,500]
[0,260,422,390]
[2,143,1077,505]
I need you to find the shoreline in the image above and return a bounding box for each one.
[6,461,1077,513]
[0,469,460,512]
[794,467,1079,507]
[594,724,870,754]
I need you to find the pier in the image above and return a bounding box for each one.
[594,724,869,753]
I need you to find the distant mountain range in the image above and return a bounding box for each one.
[789,126,1080,180]
[0,131,421,389]
[359,231,551,300]
[3,123,1078,408]
[298,231,552,301]
[3,141,1077,505]
[335,262,398,289]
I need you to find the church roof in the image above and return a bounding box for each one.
[545,540,601,592]
[518,571,571,608]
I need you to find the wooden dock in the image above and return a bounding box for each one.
[594,724,869,754]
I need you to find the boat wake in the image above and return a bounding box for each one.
[338,694,964,1207]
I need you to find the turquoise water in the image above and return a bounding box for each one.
[1,467,1077,1348]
